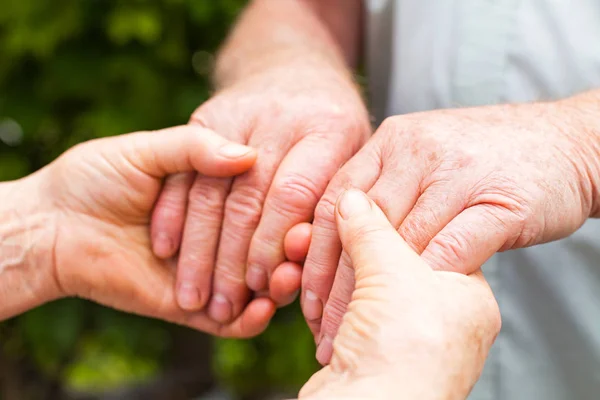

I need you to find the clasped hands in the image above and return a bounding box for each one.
[150,77,600,365]
[4,75,599,397]
[1,124,499,399]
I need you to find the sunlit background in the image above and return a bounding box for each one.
[0,1,318,399]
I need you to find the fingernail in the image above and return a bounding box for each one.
[219,143,252,159]
[208,293,232,323]
[303,290,323,321]
[177,282,201,311]
[246,265,268,291]
[338,189,372,220]
[316,335,334,365]
[153,233,173,258]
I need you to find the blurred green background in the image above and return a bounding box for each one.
[0,1,319,399]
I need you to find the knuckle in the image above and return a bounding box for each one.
[501,208,539,249]
[376,116,407,144]
[179,252,202,268]
[379,116,399,133]
[215,263,246,286]
[246,239,278,267]
[314,195,337,224]
[225,185,264,229]
[188,178,227,211]
[428,230,472,270]
[269,173,322,215]
[303,258,338,293]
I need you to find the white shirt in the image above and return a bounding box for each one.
[366,1,600,399]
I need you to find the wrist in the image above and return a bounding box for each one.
[211,61,369,130]
[552,91,600,218]
[213,0,352,90]
[0,173,61,320]
[215,47,351,88]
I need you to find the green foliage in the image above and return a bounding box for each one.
[18,299,86,375]
[214,303,319,396]
[0,0,318,397]
[63,309,170,392]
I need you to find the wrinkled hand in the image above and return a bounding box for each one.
[32,125,281,337]
[151,67,371,323]
[299,190,500,399]
[303,100,600,362]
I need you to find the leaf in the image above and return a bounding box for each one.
[17,299,86,376]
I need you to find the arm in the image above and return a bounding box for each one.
[555,89,600,218]
[0,177,59,320]
[303,88,600,364]
[214,0,364,89]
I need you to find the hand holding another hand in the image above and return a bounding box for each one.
[304,96,600,363]
[3,125,304,337]
[299,190,500,399]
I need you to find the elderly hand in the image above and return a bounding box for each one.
[0,125,304,337]
[298,189,500,399]
[302,93,600,363]
[151,67,371,323]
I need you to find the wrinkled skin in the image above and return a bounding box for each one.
[20,125,304,337]
[302,100,600,362]
[151,67,371,324]
[299,190,501,399]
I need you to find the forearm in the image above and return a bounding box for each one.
[214,0,363,89]
[0,175,59,320]
[554,89,600,218]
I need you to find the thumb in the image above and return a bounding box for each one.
[103,125,257,178]
[335,189,428,281]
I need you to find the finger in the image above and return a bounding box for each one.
[313,147,423,353]
[181,297,276,338]
[92,256,275,339]
[151,172,195,258]
[110,125,257,178]
[313,188,431,363]
[210,136,295,323]
[421,204,518,274]
[396,183,466,254]
[335,189,427,278]
[247,134,360,291]
[175,176,232,311]
[316,251,354,365]
[363,160,422,227]
[269,261,302,307]
[315,170,422,356]
[210,297,276,338]
[302,143,382,338]
[284,222,312,263]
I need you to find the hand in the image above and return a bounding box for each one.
[303,98,600,362]
[16,125,279,337]
[151,67,371,323]
[299,190,500,399]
